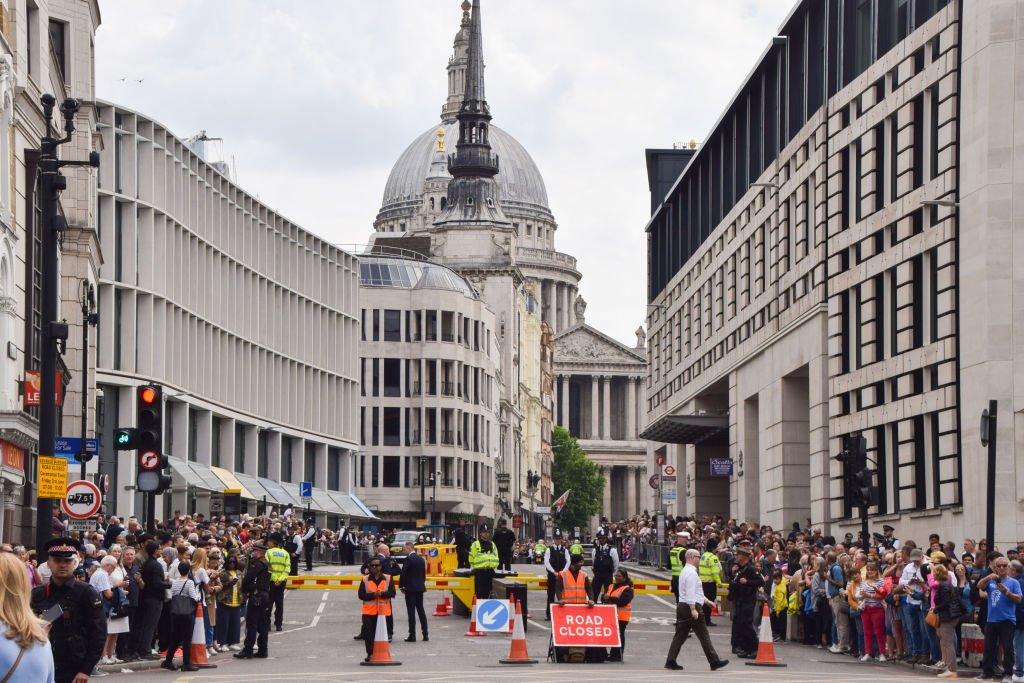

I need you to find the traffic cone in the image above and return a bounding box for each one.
[433,590,450,617]
[465,595,486,637]
[445,594,453,614]
[189,603,217,669]
[360,614,401,666]
[499,598,537,665]
[745,604,786,667]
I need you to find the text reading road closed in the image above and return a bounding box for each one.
[550,604,620,647]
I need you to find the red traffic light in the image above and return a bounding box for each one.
[139,385,159,405]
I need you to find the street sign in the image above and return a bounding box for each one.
[62,480,102,519]
[550,604,621,647]
[496,472,510,493]
[37,456,68,499]
[656,453,665,466]
[710,458,734,477]
[475,599,511,633]
[138,450,162,471]
[299,480,313,503]
[535,506,551,515]
[209,492,224,516]
[512,514,522,529]
[648,474,660,489]
[662,488,677,504]
[661,465,676,479]
[66,518,95,533]
[55,437,98,458]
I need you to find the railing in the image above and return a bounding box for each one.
[440,430,454,445]
[441,381,454,396]
[634,542,671,570]
[516,247,578,270]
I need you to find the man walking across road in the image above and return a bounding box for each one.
[265,533,291,632]
[399,542,428,642]
[493,519,516,572]
[665,549,729,672]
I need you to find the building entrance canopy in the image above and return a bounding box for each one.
[640,413,728,446]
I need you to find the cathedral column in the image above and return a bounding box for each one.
[625,466,637,516]
[545,281,556,330]
[602,466,613,519]
[589,376,599,439]
[626,376,637,439]
[602,375,611,440]
[557,282,568,332]
[568,287,577,327]
[559,374,569,428]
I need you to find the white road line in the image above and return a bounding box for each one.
[316,600,326,614]
[527,619,550,631]
[647,593,677,610]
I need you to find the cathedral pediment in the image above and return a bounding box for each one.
[554,325,645,366]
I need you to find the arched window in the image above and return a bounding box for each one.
[441,197,447,210]
[466,197,474,206]
[429,197,435,211]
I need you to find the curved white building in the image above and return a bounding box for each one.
[94,102,367,526]
[355,251,499,527]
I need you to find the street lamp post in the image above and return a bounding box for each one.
[33,94,99,554]
[419,456,427,521]
[78,281,98,480]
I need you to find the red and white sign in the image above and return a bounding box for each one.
[662,465,676,478]
[23,371,63,407]
[62,480,102,519]
[1,442,23,473]
[550,604,621,648]
[139,451,161,471]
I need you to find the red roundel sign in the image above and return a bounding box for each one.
[550,604,621,647]
[62,480,102,519]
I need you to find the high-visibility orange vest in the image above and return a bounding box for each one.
[607,584,632,622]
[361,575,392,616]
[560,569,588,604]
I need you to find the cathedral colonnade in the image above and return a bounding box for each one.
[554,373,643,442]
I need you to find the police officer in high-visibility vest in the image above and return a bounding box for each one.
[358,556,396,662]
[543,531,571,619]
[569,538,583,557]
[533,538,547,565]
[698,537,724,626]
[600,568,634,662]
[266,532,291,631]
[468,525,499,599]
[669,531,690,599]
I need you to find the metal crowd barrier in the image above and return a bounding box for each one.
[636,542,671,569]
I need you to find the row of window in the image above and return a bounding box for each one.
[355,454,491,495]
[361,308,490,352]
[360,406,492,454]
[360,357,494,407]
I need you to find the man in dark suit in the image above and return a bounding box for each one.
[399,542,428,642]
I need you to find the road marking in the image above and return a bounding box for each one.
[527,619,550,631]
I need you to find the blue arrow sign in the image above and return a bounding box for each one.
[299,481,313,499]
[475,599,511,632]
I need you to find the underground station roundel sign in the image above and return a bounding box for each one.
[62,480,102,519]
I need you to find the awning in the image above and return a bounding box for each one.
[235,473,273,503]
[168,456,206,489]
[312,488,344,515]
[189,461,227,491]
[210,466,255,499]
[258,477,295,505]
[639,413,729,445]
[329,492,365,518]
[349,492,375,518]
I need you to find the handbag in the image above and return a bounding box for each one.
[170,579,197,617]
[925,609,940,629]
[109,586,129,619]
[0,646,25,683]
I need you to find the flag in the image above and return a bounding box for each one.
[552,489,571,512]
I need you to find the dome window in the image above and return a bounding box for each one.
[486,197,494,207]
[466,197,474,206]
[429,197,435,210]
[441,197,447,210]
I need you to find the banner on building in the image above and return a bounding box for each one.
[550,604,621,647]
[23,371,63,407]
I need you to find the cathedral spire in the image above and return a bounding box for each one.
[462,0,487,112]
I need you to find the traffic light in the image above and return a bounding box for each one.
[113,427,139,450]
[134,384,171,494]
[847,434,878,508]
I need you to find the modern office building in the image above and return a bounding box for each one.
[94,102,368,527]
[355,249,500,528]
[642,0,1023,543]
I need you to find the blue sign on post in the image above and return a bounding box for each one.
[299,481,313,500]
[710,458,734,477]
[475,599,511,633]
[54,437,99,464]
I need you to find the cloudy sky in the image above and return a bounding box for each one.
[95,0,793,345]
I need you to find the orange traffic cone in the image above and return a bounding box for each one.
[433,591,450,617]
[745,604,786,667]
[189,603,217,669]
[360,614,402,666]
[465,595,486,637]
[499,598,537,664]
[445,594,453,614]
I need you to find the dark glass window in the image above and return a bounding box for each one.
[383,358,401,397]
[382,456,400,487]
[854,0,873,77]
[383,310,401,341]
[48,20,66,83]
[304,442,316,484]
[383,407,400,446]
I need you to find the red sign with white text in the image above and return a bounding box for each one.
[550,604,621,648]
[23,371,63,407]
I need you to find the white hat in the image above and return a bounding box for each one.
[677,531,691,539]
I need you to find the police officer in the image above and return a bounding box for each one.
[533,537,547,565]
[569,537,583,557]
[235,542,272,659]
[492,519,516,572]
[591,531,619,600]
[698,537,724,626]
[453,521,471,569]
[543,531,571,619]
[727,546,764,658]
[668,532,689,599]
[468,525,499,599]
[266,532,291,631]
[31,537,105,683]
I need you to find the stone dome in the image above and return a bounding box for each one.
[377,121,552,222]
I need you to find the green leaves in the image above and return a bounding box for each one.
[551,426,604,532]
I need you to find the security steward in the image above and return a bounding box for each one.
[468,525,499,599]
[266,532,291,632]
[727,546,764,658]
[358,556,396,661]
[492,518,516,572]
[668,531,689,599]
[31,537,105,683]
[554,554,595,663]
[600,568,634,662]
[591,531,619,600]
[698,537,724,626]
[235,541,272,659]
[453,521,471,569]
[543,532,571,619]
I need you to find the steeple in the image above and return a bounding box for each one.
[441,1,473,123]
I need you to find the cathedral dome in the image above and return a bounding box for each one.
[377,121,551,222]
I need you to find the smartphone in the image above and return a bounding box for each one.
[41,604,63,624]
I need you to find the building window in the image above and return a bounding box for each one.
[383,407,400,446]
[26,2,38,78]
[854,0,874,77]
[328,448,340,491]
[372,309,380,341]
[382,456,400,487]
[48,20,67,84]
[233,424,244,472]
[282,439,293,482]
[383,310,401,341]
[304,442,316,484]
[383,358,400,397]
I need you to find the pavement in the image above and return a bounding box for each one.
[101,562,964,682]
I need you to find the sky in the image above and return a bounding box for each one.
[94,0,794,346]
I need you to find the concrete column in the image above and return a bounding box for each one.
[589,376,599,439]
[558,282,569,332]
[266,430,283,481]
[339,448,353,493]
[170,402,189,460]
[626,377,637,439]
[220,418,236,471]
[291,438,306,484]
[315,442,329,489]
[602,375,611,440]
[625,466,636,516]
[243,425,258,476]
[195,410,213,466]
[568,287,577,327]
[602,466,612,519]
[559,374,569,427]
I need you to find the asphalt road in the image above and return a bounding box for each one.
[111,564,947,682]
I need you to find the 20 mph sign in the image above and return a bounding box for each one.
[550,604,621,647]
[61,480,102,519]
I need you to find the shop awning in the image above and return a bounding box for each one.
[168,457,206,489]
[210,466,255,499]
[189,461,228,491]
[312,488,344,515]
[257,477,295,506]
[349,492,375,518]
[234,473,273,503]
[639,413,729,445]
[329,492,366,518]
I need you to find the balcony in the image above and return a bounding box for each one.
[440,430,454,446]
[516,247,580,274]
[441,381,455,397]
[410,382,422,397]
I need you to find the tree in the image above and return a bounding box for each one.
[551,425,604,533]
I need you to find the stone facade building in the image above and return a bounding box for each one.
[643,0,1023,544]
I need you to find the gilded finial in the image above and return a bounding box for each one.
[435,128,446,152]
[462,0,471,18]
[688,139,699,149]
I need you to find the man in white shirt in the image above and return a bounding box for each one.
[665,549,729,672]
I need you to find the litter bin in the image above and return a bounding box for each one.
[503,582,528,634]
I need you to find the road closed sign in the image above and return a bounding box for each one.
[550,604,621,648]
